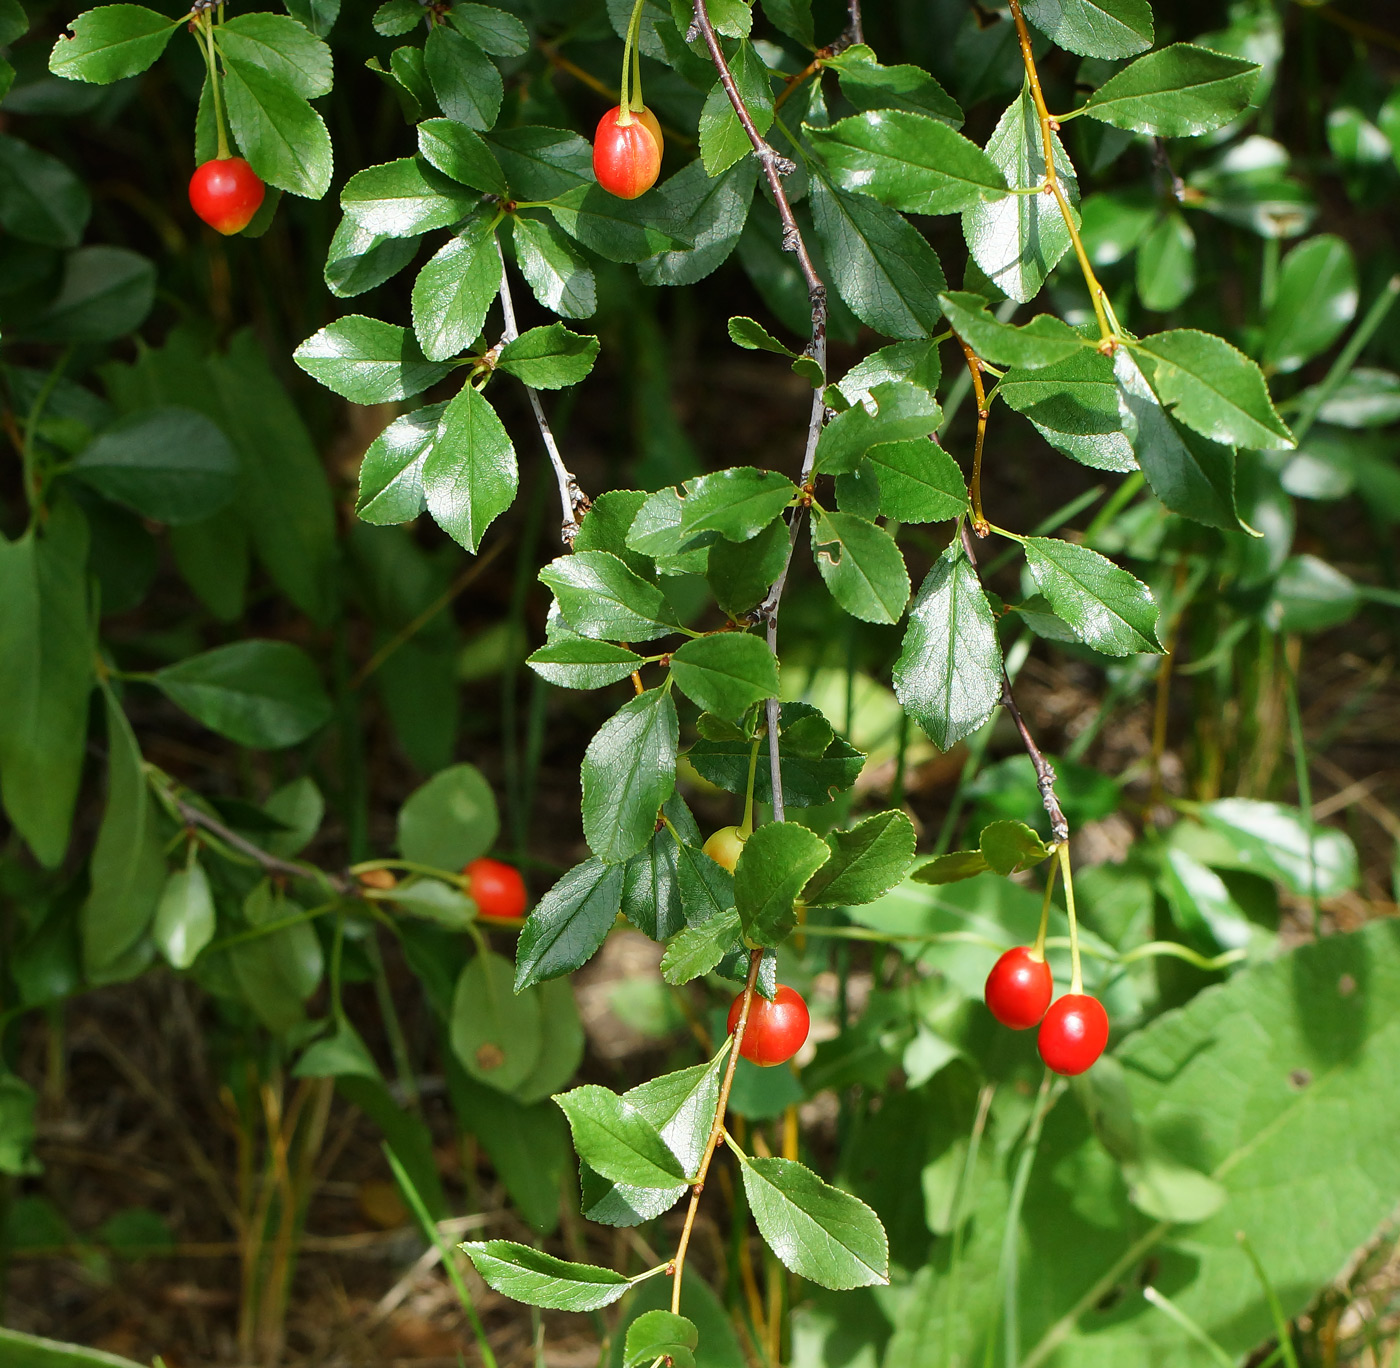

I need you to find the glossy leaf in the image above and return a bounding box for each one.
[424,23,501,131]
[49,5,177,83]
[515,857,626,990]
[862,440,969,522]
[217,13,333,99]
[638,156,757,289]
[422,382,518,553]
[356,403,442,525]
[511,215,597,319]
[1021,0,1152,58]
[699,40,773,177]
[541,551,681,642]
[581,688,679,864]
[294,316,451,403]
[680,467,798,542]
[462,1241,632,1312]
[670,634,778,719]
[825,44,962,125]
[222,56,332,199]
[624,1311,698,1368]
[1080,44,1261,137]
[498,324,600,390]
[1022,537,1161,656]
[555,1084,689,1187]
[1260,234,1357,374]
[1195,799,1357,897]
[979,819,1051,875]
[810,508,910,625]
[527,640,643,690]
[341,157,477,237]
[660,906,743,985]
[804,811,918,908]
[938,291,1089,369]
[417,118,507,194]
[815,380,942,475]
[734,821,831,945]
[411,215,500,362]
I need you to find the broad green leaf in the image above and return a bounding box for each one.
[707,519,789,617]
[356,403,442,525]
[511,215,596,319]
[1135,210,1196,312]
[1080,44,1261,137]
[418,118,507,194]
[1260,234,1357,374]
[217,13,332,99]
[621,823,686,942]
[1195,799,1357,897]
[462,1241,632,1312]
[513,977,586,1106]
[911,849,991,884]
[1021,0,1152,60]
[734,821,830,945]
[540,551,681,641]
[739,1155,889,1289]
[680,467,797,542]
[661,906,742,984]
[293,1020,381,1081]
[1129,329,1294,449]
[548,183,683,265]
[863,440,969,522]
[670,634,778,719]
[20,246,155,345]
[803,811,917,907]
[398,762,499,871]
[0,1327,147,1368]
[424,23,501,131]
[294,316,451,403]
[837,340,943,408]
[515,857,626,989]
[528,639,643,689]
[341,157,477,237]
[70,407,236,525]
[810,176,947,339]
[674,841,736,934]
[285,0,339,38]
[153,640,332,748]
[222,57,332,199]
[324,216,417,298]
[963,86,1078,304]
[759,0,812,46]
[825,44,962,125]
[49,5,177,83]
[389,879,476,930]
[411,215,499,361]
[80,689,166,978]
[451,951,542,1093]
[0,135,90,249]
[698,41,773,177]
[449,2,530,56]
[422,382,518,552]
[810,508,910,625]
[487,125,591,199]
[498,323,600,390]
[581,688,679,863]
[0,503,94,867]
[978,819,1050,875]
[1159,846,1254,952]
[728,316,795,356]
[938,291,1089,369]
[1022,536,1161,656]
[815,380,942,475]
[999,348,1137,474]
[152,862,215,970]
[574,490,653,575]
[1266,553,1359,634]
[807,112,1006,215]
[894,544,1003,751]
[375,0,422,36]
[638,156,757,288]
[555,1084,689,1187]
[624,1311,698,1368]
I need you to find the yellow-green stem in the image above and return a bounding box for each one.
[1031,855,1059,961]
[619,0,646,122]
[198,14,231,160]
[740,732,761,837]
[1057,843,1083,994]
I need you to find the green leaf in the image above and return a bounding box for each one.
[70,407,237,525]
[938,291,1089,369]
[152,862,215,970]
[389,878,477,930]
[707,519,790,617]
[294,316,452,403]
[528,639,643,690]
[511,215,597,319]
[582,688,679,864]
[963,86,1078,304]
[556,1084,689,1187]
[894,544,1003,751]
[680,466,797,542]
[808,112,1006,215]
[451,950,542,1093]
[739,1155,889,1289]
[222,57,332,199]
[498,323,600,389]
[461,1241,632,1312]
[815,380,942,475]
[374,0,421,36]
[49,4,177,83]
[1129,329,1294,449]
[324,216,417,298]
[809,508,910,625]
[488,125,592,199]
[285,0,339,38]
[1080,44,1261,137]
[825,44,963,125]
[80,690,166,978]
[810,177,948,339]
[621,825,686,943]
[0,504,94,867]
[540,551,681,642]
[1260,234,1357,375]
[293,1022,381,1083]
[20,246,155,345]
[449,2,530,56]
[1195,799,1357,897]
[1021,0,1152,60]
[911,849,991,884]
[624,1311,698,1368]
[1266,553,1359,634]
[398,762,499,871]
[574,491,653,575]
[418,118,507,194]
[998,348,1136,474]
[410,215,499,362]
[735,821,830,945]
[728,316,795,356]
[513,977,586,1106]
[0,135,90,249]
[0,1327,147,1368]
[862,440,969,523]
[803,811,917,907]
[661,906,742,984]
[1022,536,1161,656]
[699,41,773,177]
[356,403,442,525]
[153,640,333,748]
[837,340,943,408]
[424,23,501,131]
[422,382,518,552]
[341,157,477,237]
[548,183,683,265]
[978,819,1050,875]
[637,156,758,289]
[670,634,778,719]
[1135,210,1196,312]
[759,0,812,46]
[515,857,626,989]
[217,12,332,99]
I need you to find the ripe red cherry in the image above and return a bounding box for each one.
[464,857,528,922]
[727,984,810,1067]
[984,946,1053,1030]
[593,105,662,199]
[1037,994,1109,1076]
[188,157,265,235]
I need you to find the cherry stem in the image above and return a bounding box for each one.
[740,732,760,837]
[196,13,231,160]
[1058,843,1083,995]
[1031,855,1059,962]
[618,0,645,123]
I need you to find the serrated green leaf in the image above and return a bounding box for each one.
[217,13,332,99]
[804,811,917,907]
[540,551,681,641]
[294,316,452,403]
[555,1084,689,1187]
[449,2,529,56]
[222,56,332,199]
[356,403,442,525]
[706,518,789,617]
[410,215,500,362]
[661,906,742,984]
[680,467,798,542]
[862,440,969,522]
[417,118,507,193]
[1081,43,1260,136]
[515,857,625,989]
[699,41,773,177]
[998,348,1137,474]
[341,157,477,237]
[527,640,643,690]
[1022,536,1161,656]
[810,508,910,625]
[837,339,943,408]
[548,183,684,265]
[639,157,758,288]
[581,689,679,864]
[815,380,942,475]
[735,821,830,945]
[670,633,778,719]
[462,1240,632,1311]
[498,323,600,389]
[1021,0,1153,60]
[324,216,418,299]
[422,383,518,553]
[49,4,177,84]
[910,849,991,884]
[424,22,501,130]
[728,316,796,356]
[624,1310,698,1368]
[939,291,1089,369]
[825,44,963,125]
[511,215,596,319]
[978,819,1050,875]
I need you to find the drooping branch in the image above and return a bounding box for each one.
[494,240,591,545]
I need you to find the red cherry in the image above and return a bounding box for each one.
[189,157,266,235]
[984,947,1053,1030]
[464,857,528,922]
[1037,994,1109,1076]
[593,105,662,199]
[727,984,810,1067]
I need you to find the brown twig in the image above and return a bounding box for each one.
[847,0,864,45]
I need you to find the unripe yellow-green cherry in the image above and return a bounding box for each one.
[702,825,747,872]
